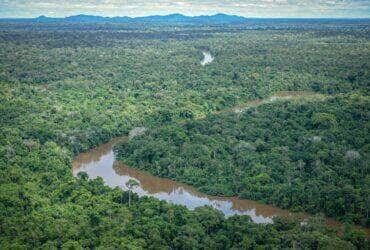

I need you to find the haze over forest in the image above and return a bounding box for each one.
[1,0,370,18]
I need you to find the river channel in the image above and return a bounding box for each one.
[72,92,369,236]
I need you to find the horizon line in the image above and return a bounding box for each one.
[1,13,369,20]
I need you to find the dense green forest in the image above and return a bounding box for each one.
[1,20,369,248]
[116,94,369,225]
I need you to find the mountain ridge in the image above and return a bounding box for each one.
[1,13,248,24]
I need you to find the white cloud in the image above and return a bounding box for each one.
[0,0,369,18]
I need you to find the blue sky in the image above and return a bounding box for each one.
[1,0,369,18]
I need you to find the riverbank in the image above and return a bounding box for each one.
[73,134,370,237]
[73,92,369,237]
[114,93,370,236]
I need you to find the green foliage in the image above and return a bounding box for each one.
[117,95,370,227]
[1,21,369,248]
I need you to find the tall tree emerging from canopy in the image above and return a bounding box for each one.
[126,179,139,207]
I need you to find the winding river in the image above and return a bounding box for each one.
[73,136,303,223]
[72,92,369,236]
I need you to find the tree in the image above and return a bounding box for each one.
[126,179,139,207]
[77,171,89,181]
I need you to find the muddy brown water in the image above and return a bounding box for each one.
[73,136,301,223]
[72,93,369,236]
[72,137,369,235]
[214,91,324,115]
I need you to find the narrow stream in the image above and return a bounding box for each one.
[201,51,214,66]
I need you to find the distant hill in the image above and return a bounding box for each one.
[0,13,248,24]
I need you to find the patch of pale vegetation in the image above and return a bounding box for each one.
[311,136,322,143]
[23,139,39,149]
[234,141,256,152]
[129,127,147,139]
[345,150,361,161]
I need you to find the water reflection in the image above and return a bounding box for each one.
[216,91,320,115]
[73,136,303,224]
[72,99,370,236]
[201,51,214,66]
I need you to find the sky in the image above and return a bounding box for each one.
[0,0,369,18]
